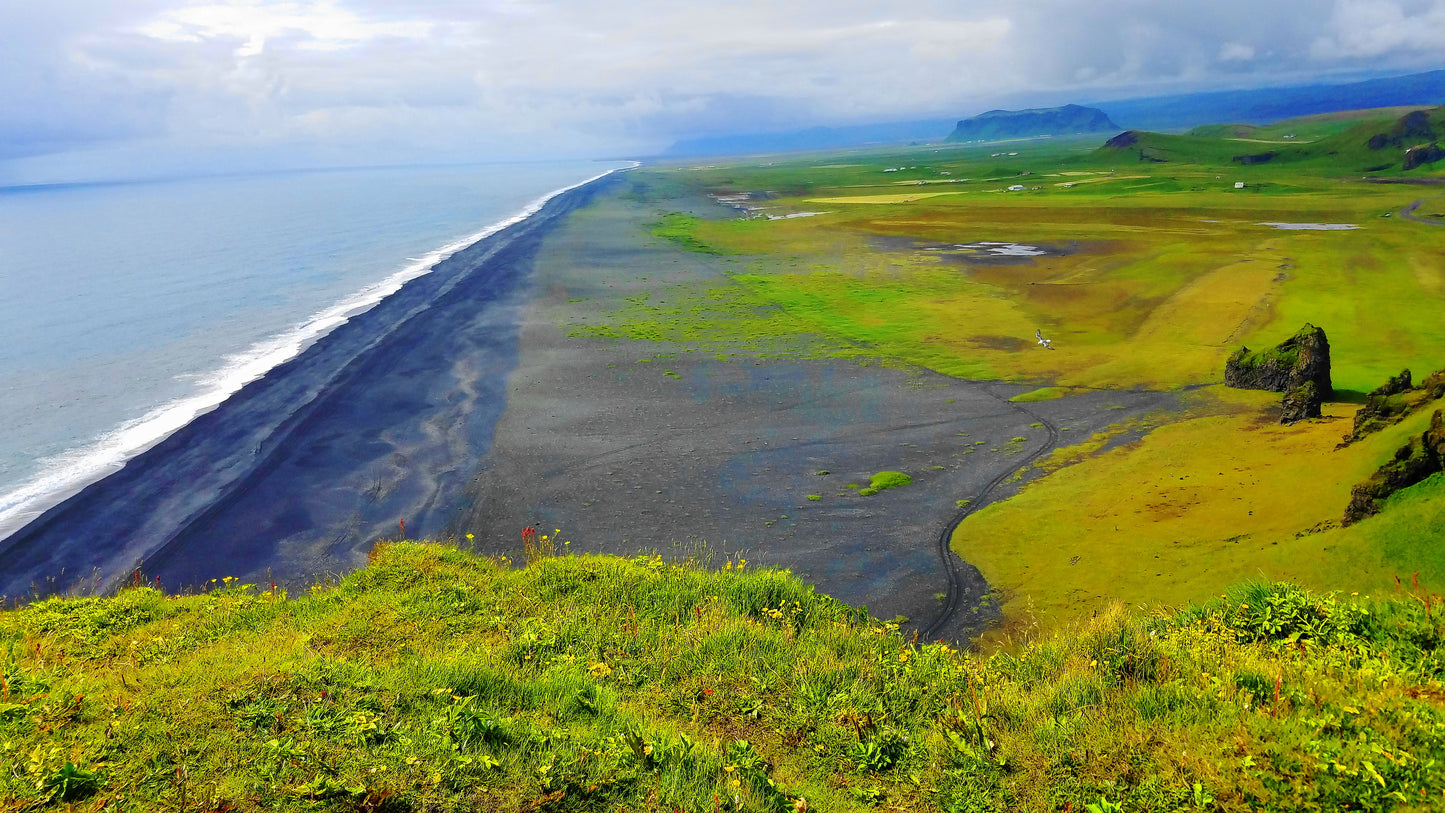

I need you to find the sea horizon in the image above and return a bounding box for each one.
[0,159,631,544]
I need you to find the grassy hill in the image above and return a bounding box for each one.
[1187,107,1424,143]
[4,543,1445,811]
[1103,107,1445,174]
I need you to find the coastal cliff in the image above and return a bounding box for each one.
[945,104,1119,142]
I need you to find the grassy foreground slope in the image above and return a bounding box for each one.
[4,543,1445,812]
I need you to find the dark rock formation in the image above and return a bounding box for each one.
[1367,110,1437,150]
[1372,369,1413,397]
[1340,368,1445,446]
[1280,382,1322,424]
[1404,143,1445,171]
[1103,131,1140,149]
[1344,409,1445,525]
[1424,370,1445,400]
[1225,323,1333,397]
[1232,152,1278,165]
[947,104,1119,142]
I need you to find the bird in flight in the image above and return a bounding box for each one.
[1036,329,1054,350]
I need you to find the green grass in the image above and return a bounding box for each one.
[648,213,735,254]
[5,543,1445,811]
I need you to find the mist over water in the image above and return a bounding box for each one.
[0,160,625,540]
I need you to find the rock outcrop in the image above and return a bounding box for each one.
[1373,369,1414,397]
[1366,110,1437,151]
[1344,409,1445,525]
[1279,382,1322,424]
[1103,131,1140,149]
[1340,368,1445,446]
[1404,143,1445,171]
[1232,152,1278,165]
[1225,324,1333,395]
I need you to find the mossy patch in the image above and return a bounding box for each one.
[858,470,913,496]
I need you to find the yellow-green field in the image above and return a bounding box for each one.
[624,119,1445,634]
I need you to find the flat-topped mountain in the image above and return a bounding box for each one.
[945,104,1119,142]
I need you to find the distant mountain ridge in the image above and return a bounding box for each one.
[1089,69,1445,132]
[945,104,1119,142]
[660,69,1445,158]
[664,119,956,158]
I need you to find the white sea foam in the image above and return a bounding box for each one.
[0,163,634,544]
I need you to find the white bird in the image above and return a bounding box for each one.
[1035,329,1054,350]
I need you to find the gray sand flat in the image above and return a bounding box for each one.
[457,185,1177,642]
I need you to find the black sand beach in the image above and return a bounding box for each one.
[1,171,1175,643]
[0,174,620,599]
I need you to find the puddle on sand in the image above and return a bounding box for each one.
[1257,222,1359,230]
[869,235,1079,265]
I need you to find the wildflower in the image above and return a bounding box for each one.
[588,661,613,677]
[466,533,475,540]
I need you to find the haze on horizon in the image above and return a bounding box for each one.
[3,0,1444,185]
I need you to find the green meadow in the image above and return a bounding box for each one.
[593,107,1445,633]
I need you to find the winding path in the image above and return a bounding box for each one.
[922,385,1060,641]
[1399,195,1445,226]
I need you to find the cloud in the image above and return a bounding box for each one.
[1311,0,1445,59]
[1219,42,1257,62]
[1,0,1442,178]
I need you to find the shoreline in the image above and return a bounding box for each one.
[0,164,629,546]
[0,170,625,600]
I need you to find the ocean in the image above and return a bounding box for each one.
[0,160,627,544]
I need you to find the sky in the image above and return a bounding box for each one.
[2,0,1443,183]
